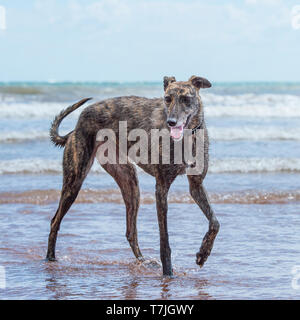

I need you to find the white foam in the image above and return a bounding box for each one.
[202,93,300,118]
[0,130,49,143]
[1,157,300,175]
[209,126,300,141]
[205,104,300,118]
[0,102,81,119]
[0,125,299,143]
[203,93,300,107]
[0,93,300,119]
[210,158,300,173]
[0,159,63,175]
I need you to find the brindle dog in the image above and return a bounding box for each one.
[46,76,220,276]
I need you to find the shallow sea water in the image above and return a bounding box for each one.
[1,197,300,299]
[0,82,299,299]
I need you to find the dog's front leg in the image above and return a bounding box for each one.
[188,176,220,268]
[155,181,173,276]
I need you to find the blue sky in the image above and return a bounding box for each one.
[0,0,299,82]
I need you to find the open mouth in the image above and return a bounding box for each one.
[169,115,191,141]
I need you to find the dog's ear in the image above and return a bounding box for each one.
[163,76,176,91]
[189,75,211,90]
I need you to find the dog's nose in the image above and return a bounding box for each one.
[167,118,177,127]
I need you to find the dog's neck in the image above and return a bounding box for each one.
[189,107,205,134]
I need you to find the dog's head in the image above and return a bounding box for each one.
[163,75,211,141]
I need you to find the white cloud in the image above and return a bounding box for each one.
[0,5,6,30]
[2,0,300,81]
[32,0,293,44]
[226,4,249,24]
[67,0,131,24]
[245,0,282,5]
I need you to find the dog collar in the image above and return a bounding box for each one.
[191,123,202,135]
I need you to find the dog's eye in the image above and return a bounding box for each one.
[180,96,190,104]
[164,96,172,104]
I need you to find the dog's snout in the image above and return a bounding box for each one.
[167,118,177,127]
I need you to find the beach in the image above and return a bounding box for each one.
[0,82,300,299]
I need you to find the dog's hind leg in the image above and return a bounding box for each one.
[188,175,220,268]
[46,132,95,261]
[101,163,144,262]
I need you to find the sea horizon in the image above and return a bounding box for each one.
[1,80,300,85]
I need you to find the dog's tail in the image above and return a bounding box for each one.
[50,98,92,147]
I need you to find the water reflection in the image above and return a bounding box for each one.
[160,278,172,299]
[121,278,139,299]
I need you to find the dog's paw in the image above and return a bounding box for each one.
[45,256,57,262]
[196,251,208,268]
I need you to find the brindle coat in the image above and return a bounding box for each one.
[46,76,220,276]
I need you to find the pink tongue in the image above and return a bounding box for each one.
[170,125,184,139]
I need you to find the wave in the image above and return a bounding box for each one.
[0,159,65,174]
[202,93,300,118]
[0,93,300,119]
[0,102,81,119]
[0,82,163,104]
[0,130,50,143]
[210,158,300,173]
[1,157,300,175]
[209,126,300,141]
[0,188,299,205]
[0,87,43,95]
[203,93,300,106]
[205,104,300,118]
[1,126,300,143]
